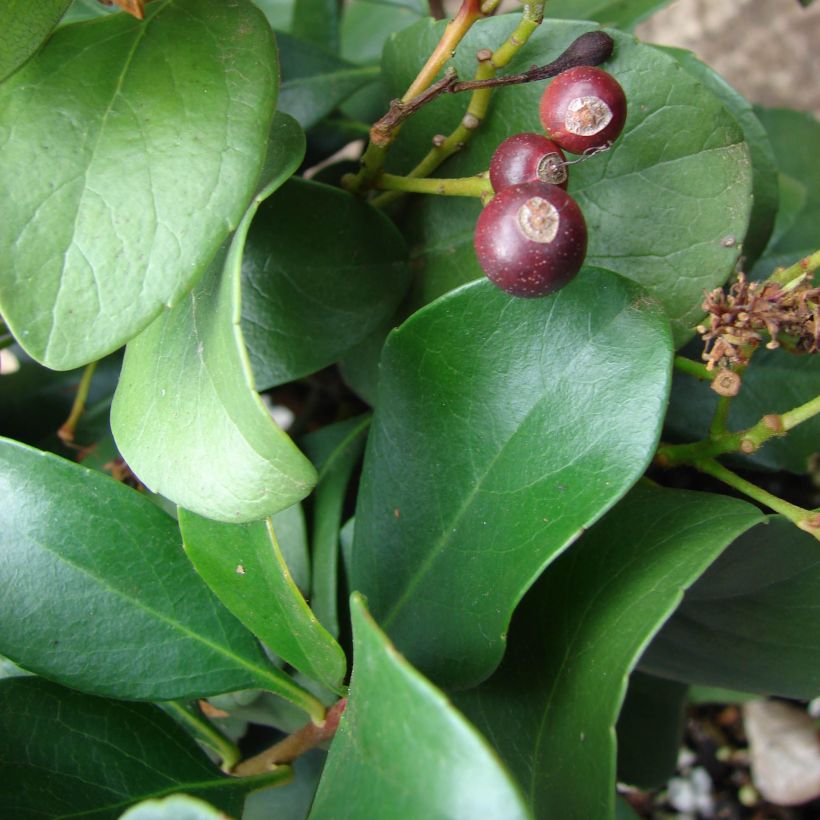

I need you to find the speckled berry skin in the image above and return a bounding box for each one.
[474,181,587,298]
[539,66,627,155]
[489,133,568,192]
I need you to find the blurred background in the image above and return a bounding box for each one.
[635,0,820,116]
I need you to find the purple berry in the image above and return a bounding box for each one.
[539,66,627,155]
[489,133,568,192]
[474,181,587,298]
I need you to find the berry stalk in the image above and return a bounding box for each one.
[374,172,494,199]
[344,0,498,195]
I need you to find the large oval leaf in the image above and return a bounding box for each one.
[351,270,673,688]
[641,515,820,699]
[0,0,71,81]
[0,677,289,818]
[0,437,322,717]
[179,509,347,694]
[241,178,410,391]
[661,46,778,266]
[386,18,753,343]
[309,595,531,820]
[111,113,318,523]
[455,483,763,819]
[0,0,278,369]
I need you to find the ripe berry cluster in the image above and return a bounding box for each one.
[474,66,627,298]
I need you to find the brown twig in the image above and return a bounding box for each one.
[369,31,614,145]
[232,698,347,776]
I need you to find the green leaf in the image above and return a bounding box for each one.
[660,46,778,266]
[111,113,318,524]
[276,31,379,129]
[0,437,321,714]
[641,516,820,699]
[291,0,339,52]
[455,483,763,819]
[121,794,228,820]
[245,751,326,820]
[543,0,674,28]
[309,595,531,820]
[179,509,347,694]
[250,0,294,31]
[272,502,311,594]
[301,415,371,636]
[340,0,426,66]
[754,107,820,262]
[386,19,753,343]
[666,347,820,473]
[0,677,288,819]
[616,671,689,789]
[0,0,71,82]
[352,270,673,688]
[241,177,410,390]
[0,0,278,370]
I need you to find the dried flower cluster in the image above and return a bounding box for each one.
[698,271,819,372]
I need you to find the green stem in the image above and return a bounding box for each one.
[782,392,820,431]
[375,172,493,198]
[164,701,241,773]
[657,390,820,468]
[0,334,14,351]
[693,458,820,540]
[372,2,545,208]
[58,360,98,444]
[344,0,488,194]
[768,248,820,288]
[673,355,711,380]
[709,396,733,438]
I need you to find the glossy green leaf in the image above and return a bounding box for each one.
[0,677,288,819]
[241,178,410,390]
[340,0,425,66]
[641,516,820,699]
[666,347,820,473]
[245,751,326,820]
[352,270,673,688]
[0,0,71,81]
[111,114,318,524]
[291,0,339,52]
[121,794,228,820]
[273,502,311,593]
[661,46,778,266]
[62,0,120,24]
[616,671,689,789]
[0,437,320,714]
[309,595,531,820]
[543,0,674,28]
[0,0,278,370]
[301,415,371,636]
[179,509,347,693]
[276,32,379,129]
[250,0,294,30]
[386,19,753,342]
[455,483,763,819]
[754,107,820,262]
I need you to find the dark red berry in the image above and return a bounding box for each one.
[474,181,587,298]
[489,133,568,192]
[539,66,627,155]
